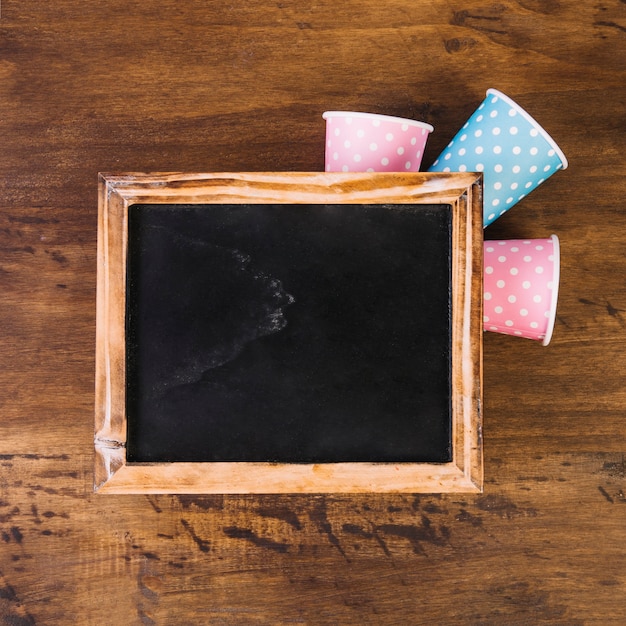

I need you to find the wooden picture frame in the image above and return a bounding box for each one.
[95,172,483,493]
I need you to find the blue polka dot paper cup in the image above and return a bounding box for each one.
[428,89,568,227]
[323,111,434,173]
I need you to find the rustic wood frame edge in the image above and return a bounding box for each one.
[94,172,483,494]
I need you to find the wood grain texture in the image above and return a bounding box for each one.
[1,0,625,622]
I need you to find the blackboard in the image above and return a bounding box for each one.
[125,203,452,464]
[94,172,482,493]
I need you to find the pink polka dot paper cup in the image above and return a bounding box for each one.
[483,235,560,345]
[322,111,434,173]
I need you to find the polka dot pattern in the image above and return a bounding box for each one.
[428,89,567,227]
[323,111,433,173]
[483,236,560,345]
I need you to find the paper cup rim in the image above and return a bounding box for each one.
[541,234,560,346]
[322,111,434,133]
[485,89,568,170]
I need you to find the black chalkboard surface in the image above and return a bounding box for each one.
[125,203,452,464]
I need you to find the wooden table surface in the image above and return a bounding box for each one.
[1,1,625,623]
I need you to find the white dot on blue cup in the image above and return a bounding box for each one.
[370,142,378,151]
[493,145,502,154]
[530,165,538,173]
[475,146,483,154]
[509,126,518,135]
[476,163,484,171]
[488,213,495,221]
[548,149,555,157]
[490,110,498,118]
[512,165,521,173]
[511,182,518,190]
[444,152,451,160]
[530,128,539,137]
[506,197,514,203]
[459,164,467,171]
[525,181,533,188]
[513,146,521,155]
[544,164,551,172]
[460,134,467,141]
[476,115,483,122]
[443,167,451,172]
[494,164,503,173]
[494,182,502,190]
[475,129,483,138]
[458,148,466,156]
[492,127,501,135]
[509,108,517,116]
[530,147,539,156]
[492,199,500,206]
